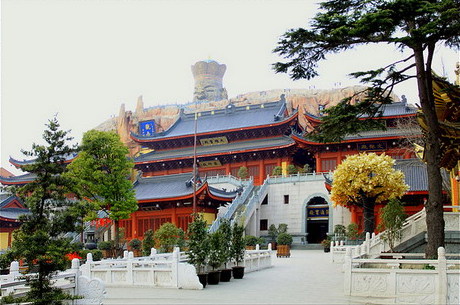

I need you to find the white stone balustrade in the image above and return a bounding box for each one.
[0,259,105,305]
[343,247,460,305]
[79,244,273,290]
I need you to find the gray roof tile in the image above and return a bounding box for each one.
[135,136,295,163]
[132,99,290,140]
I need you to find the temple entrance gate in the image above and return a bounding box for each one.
[306,196,329,244]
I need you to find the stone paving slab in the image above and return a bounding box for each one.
[104,250,358,304]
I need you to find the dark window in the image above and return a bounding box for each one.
[284,195,289,204]
[261,195,268,205]
[260,219,268,231]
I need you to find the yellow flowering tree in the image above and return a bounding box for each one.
[331,153,408,234]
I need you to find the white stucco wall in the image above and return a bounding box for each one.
[259,179,331,243]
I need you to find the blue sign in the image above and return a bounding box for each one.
[307,206,329,219]
[139,120,156,136]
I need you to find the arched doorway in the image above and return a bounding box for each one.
[306,196,329,243]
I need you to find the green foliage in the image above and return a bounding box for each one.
[186,214,209,273]
[231,223,245,266]
[237,166,249,179]
[273,0,459,257]
[0,251,14,270]
[97,241,113,251]
[321,236,332,248]
[347,223,360,240]
[334,224,346,235]
[299,163,313,173]
[66,130,138,256]
[276,233,293,246]
[272,166,282,176]
[154,223,184,253]
[278,223,288,234]
[267,224,278,243]
[287,164,298,175]
[217,219,232,267]
[208,231,226,270]
[142,229,155,256]
[6,117,80,304]
[128,238,142,250]
[378,199,407,252]
[244,235,264,247]
[79,249,103,262]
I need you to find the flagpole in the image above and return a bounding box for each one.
[192,108,198,216]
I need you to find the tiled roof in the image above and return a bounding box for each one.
[343,127,421,141]
[135,136,295,163]
[131,99,293,141]
[0,195,28,220]
[395,159,429,192]
[9,153,78,167]
[0,173,37,185]
[370,102,417,117]
[134,173,237,201]
[305,102,417,120]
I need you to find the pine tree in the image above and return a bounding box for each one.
[7,117,78,304]
[273,0,459,257]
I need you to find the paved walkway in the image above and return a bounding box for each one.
[104,250,358,304]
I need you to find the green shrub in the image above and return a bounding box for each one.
[231,224,245,266]
[128,238,142,250]
[244,235,264,247]
[277,233,293,246]
[272,166,282,176]
[154,223,184,253]
[97,241,113,250]
[287,164,298,175]
[142,229,155,256]
[237,166,249,179]
[347,223,360,240]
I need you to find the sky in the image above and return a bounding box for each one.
[1,0,458,176]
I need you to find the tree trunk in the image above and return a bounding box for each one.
[114,219,120,258]
[413,47,445,258]
[363,198,376,235]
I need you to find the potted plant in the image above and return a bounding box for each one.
[244,235,259,250]
[97,240,113,258]
[321,237,332,253]
[276,232,292,257]
[128,238,142,256]
[268,224,278,250]
[217,219,233,282]
[207,231,225,285]
[231,223,245,279]
[186,214,210,288]
[142,229,155,256]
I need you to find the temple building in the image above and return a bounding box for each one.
[2,59,449,248]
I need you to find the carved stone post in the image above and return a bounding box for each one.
[436,247,447,305]
[172,247,180,288]
[343,248,352,295]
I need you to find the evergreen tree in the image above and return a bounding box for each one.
[6,117,78,304]
[273,0,459,258]
[66,130,137,257]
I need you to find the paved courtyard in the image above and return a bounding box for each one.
[104,249,358,304]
